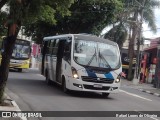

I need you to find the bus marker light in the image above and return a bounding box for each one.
[73,83,82,88]
[110,87,113,91]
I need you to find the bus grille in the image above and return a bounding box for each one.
[81,76,114,84]
[83,84,110,90]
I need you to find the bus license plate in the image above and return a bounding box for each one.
[93,84,103,88]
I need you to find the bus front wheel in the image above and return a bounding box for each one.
[62,79,69,93]
[102,93,110,98]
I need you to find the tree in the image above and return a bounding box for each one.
[127,0,160,80]
[103,23,128,49]
[23,0,123,44]
[0,0,74,104]
[103,0,160,80]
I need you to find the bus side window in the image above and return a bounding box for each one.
[49,40,54,55]
[46,41,51,54]
[64,41,71,63]
[52,39,59,56]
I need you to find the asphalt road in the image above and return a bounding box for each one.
[6,68,160,120]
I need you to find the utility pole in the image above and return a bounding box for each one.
[133,0,146,84]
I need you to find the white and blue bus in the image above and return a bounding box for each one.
[40,34,122,97]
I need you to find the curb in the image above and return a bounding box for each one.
[139,89,160,97]
[2,93,27,120]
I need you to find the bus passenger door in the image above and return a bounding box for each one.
[62,40,72,82]
[56,40,66,83]
[41,41,48,75]
[50,39,58,81]
[46,40,53,80]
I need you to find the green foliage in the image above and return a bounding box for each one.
[0,0,75,104]
[0,0,74,29]
[24,21,54,44]
[0,0,75,43]
[23,0,123,43]
[22,0,73,25]
[38,5,56,25]
[63,0,123,35]
[143,0,160,33]
[118,0,160,80]
[0,11,8,37]
[103,0,160,48]
[104,23,127,49]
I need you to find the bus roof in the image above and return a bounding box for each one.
[43,34,118,46]
[17,39,31,42]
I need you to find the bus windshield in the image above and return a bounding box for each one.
[74,40,120,69]
[12,39,30,59]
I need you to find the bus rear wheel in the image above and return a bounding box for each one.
[102,93,110,98]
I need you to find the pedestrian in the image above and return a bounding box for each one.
[140,72,143,83]
[145,68,148,83]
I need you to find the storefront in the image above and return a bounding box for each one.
[141,47,157,83]
[142,38,160,88]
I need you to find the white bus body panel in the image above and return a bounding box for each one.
[63,60,122,93]
[43,34,122,94]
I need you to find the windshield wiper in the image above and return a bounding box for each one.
[98,50,112,70]
[86,47,97,66]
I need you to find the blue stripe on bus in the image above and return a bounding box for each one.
[85,69,97,78]
[104,73,114,80]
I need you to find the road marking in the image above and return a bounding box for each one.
[35,74,45,77]
[134,110,159,120]
[11,101,27,120]
[146,90,151,94]
[120,89,152,101]
[154,93,160,97]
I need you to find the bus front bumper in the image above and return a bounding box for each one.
[66,77,120,93]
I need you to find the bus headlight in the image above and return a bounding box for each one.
[71,67,79,79]
[115,75,121,83]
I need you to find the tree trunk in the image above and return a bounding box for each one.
[127,30,135,80]
[127,11,139,81]
[0,24,20,104]
[0,0,24,104]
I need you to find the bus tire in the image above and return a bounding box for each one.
[102,93,110,98]
[62,78,69,93]
[18,68,22,72]
[46,71,52,85]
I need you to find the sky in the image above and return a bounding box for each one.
[102,7,160,44]
[142,8,160,39]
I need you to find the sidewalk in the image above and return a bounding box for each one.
[0,92,26,120]
[121,78,160,97]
